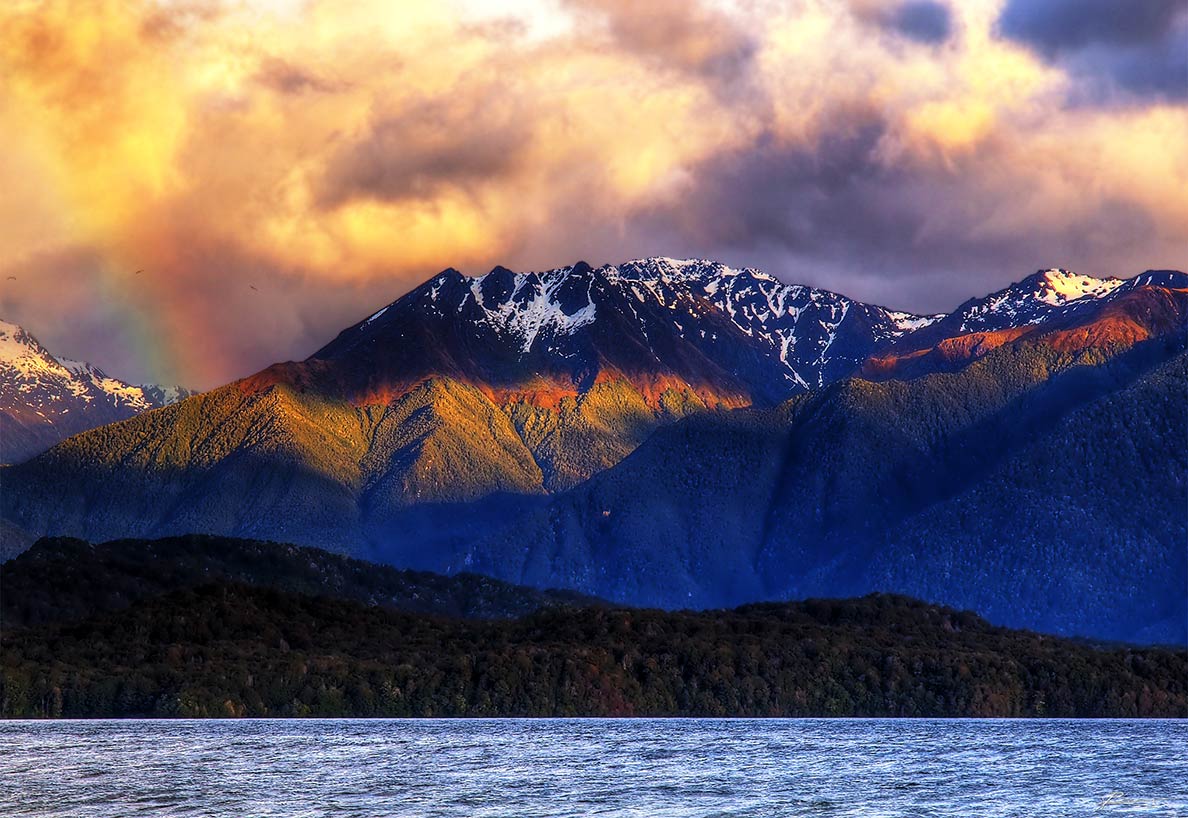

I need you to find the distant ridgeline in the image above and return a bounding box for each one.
[1,536,1186,719]
[2,261,1186,645]
[0,320,193,465]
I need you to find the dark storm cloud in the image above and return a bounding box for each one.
[888,1,953,44]
[653,109,924,258]
[997,0,1188,101]
[852,1,953,45]
[628,105,1169,313]
[997,0,1184,51]
[560,0,758,88]
[316,95,531,207]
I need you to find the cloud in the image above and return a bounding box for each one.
[997,0,1184,51]
[254,57,342,95]
[997,0,1188,101]
[653,109,902,253]
[0,0,1185,388]
[560,0,758,88]
[891,1,954,43]
[851,0,954,45]
[317,94,533,207]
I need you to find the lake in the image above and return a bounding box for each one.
[2,719,1184,817]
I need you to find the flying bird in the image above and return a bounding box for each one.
[5,276,14,280]
[134,270,143,275]
[249,284,258,291]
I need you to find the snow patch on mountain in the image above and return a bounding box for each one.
[362,306,390,327]
[886,310,945,332]
[1034,269,1124,306]
[465,266,598,353]
[139,384,194,405]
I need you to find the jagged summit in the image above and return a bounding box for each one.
[316,258,941,400]
[311,258,1187,406]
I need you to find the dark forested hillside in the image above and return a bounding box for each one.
[0,535,598,627]
[3,586,1184,719]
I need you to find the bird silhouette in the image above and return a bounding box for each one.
[5,276,14,281]
[249,284,258,291]
[134,270,143,275]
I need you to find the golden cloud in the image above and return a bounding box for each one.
[0,0,1184,388]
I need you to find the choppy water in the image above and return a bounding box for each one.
[2,719,1185,817]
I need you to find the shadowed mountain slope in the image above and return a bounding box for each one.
[466,333,1188,644]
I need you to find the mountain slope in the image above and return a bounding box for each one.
[856,346,1187,644]
[0,377,549,558]
[467,329,1188,644]
[0,320,194,464]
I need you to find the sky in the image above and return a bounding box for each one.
[1,0,1185,389]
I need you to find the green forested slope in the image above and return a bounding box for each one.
[0,376,711,561]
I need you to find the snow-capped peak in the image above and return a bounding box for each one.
[317,259,1183,412]
[1,320,192,419]
[0,319,38,359]
[942,268,1139,335]
[0,320,77,382]
[0,320,191,462]
[350,258,940,393]
[1033,269,1124,306]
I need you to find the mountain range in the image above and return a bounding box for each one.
[0,320,193,464]
[1,259,1184,644]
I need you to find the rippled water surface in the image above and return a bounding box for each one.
[3,719,1185,817]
